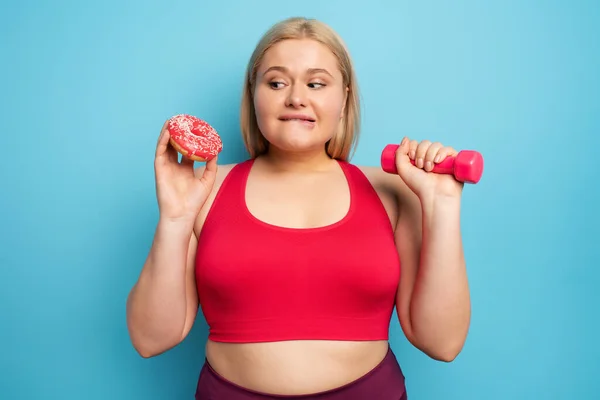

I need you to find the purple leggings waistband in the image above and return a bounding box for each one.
[194,346,407,399]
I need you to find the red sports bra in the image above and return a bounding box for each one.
[195,159,401,343]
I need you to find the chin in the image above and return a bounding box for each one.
[271,140,326,154]
[262,130,326,152]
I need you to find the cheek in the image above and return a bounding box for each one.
[253,90,273,128]
[317,95,346,122]
[253,90,266,119]
[255,86,283,111]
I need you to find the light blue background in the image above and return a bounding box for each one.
[1,0,598,398]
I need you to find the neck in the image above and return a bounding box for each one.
[260,146,336,173]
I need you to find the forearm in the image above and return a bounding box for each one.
[126,218,194,356]
[410,196,470,360]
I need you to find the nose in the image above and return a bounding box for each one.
[285,84,307,108]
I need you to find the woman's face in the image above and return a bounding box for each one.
[253,38,348,156]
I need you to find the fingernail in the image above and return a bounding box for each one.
[417,158,423,168]
[426,161,433,170]
[434,155,441,163]
[410,150,416,159]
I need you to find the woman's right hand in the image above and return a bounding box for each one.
[153,120,218,225]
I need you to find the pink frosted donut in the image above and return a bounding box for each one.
[167,114,223,162]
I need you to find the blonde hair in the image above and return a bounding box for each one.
[240,17,361,161]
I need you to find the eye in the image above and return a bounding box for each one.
[269,81,285,89]
[308,82,326,89]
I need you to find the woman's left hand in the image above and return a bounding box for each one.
[394,137,464,201]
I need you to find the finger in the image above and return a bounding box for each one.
[394,137,412,175]
[397,137,410,155]
[433,146,458,164]
[424,142,444,171]
[414,140,432,169]
[155,124,172,158]
[157,119,169,146]
[199,156,218,186]
[408,139,419,160]
[180,154,195,168]
[166,140,179,164]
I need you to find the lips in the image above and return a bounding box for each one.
[279,114,316,123]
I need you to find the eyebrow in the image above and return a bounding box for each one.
[262,65,334,78]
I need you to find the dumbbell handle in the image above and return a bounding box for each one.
[381,144,484,184]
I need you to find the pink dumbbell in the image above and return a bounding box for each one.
[381,144,484,184]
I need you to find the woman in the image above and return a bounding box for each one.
[126,16,471,399]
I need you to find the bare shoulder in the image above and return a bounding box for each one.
[358,163,418,199]
[192,162,239,234]
[354,164,403,226]
[354,164,420,228]
[194,162,238,186]
[356,164,410,200]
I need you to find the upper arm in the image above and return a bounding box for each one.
[357,166,424,347]
[393,176,424,348]
[181,231,200,340]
